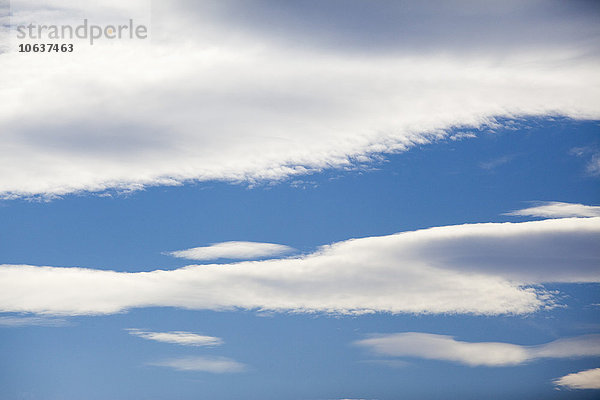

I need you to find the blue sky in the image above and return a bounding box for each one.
[1,1,600,399]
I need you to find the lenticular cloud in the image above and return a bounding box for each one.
[1,0,599,198]
[355,332,600,367]
[0,217,597,316]
[167,241,294,261]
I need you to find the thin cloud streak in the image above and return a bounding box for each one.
[167,241,294,261]
[0,315,68,327]
[148,356,246,373]
[355,333,600,367]
[127,329,223,346]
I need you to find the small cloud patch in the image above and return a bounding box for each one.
[127,329,223,347]
[167,241,295,261]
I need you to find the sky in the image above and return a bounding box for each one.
[0,1,599,399]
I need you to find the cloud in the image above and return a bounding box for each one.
[449,132,476,141]
[569,147,600,177]
[1,1,599,198]
[506,201,600,218]
[479,155,516,170]
[148,356,246,373]
[586,154,600,176]
[554,368,600,390]
[0,217,597,316]
[127,328,223,346]
[586,151,600,176]
[360,359,409,368]
[0,315,68,327]
[180,0,600,55]
[167,241,294,261]
[355,333,600,367]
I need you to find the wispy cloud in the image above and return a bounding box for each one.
[586,154,600,176]
[479,155,515,170]
[0,315,68,327]
[1,1,599,198]
[148,356,246,373]
[167,241,294,261]
[570,147,600,177]
[506,201,600,218]
[127,329,223,346]
[359,359,409,368]
[0,217,597,316]
[355,333,600,367]
[449,132,476,141]
[554,368,600,390]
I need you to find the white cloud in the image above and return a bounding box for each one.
[127,328,223,346]
[0,1,599,198]
[148,356,245,373]
[554,368,600,390]
[506,201,600,218]
[449,132,477,141]
[167,241,294,261]
[0,217,597,316]
[355,333,600,367]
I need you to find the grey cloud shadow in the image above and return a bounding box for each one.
[10,121,177,158]
[168,0,600,56]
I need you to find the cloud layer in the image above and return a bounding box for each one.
[554,368,600,390]
[355,333,600,367]
[127,329,223,346]
[0,217,597,316]
[167,241,294,261]
[1,1,599,197]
